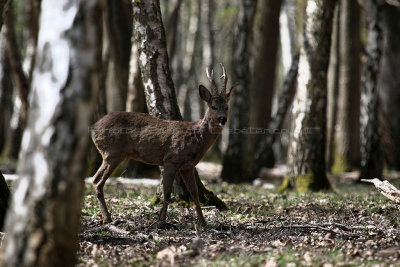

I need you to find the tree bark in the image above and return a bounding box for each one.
[249,0,283,168]
[326,3,340,170]
[103,0,132,112]
[378,3,400,171]
[177,0,202,121]
[282,0,335,192]
[2,0,30,159]
[166,0,182,62]
[132,0,226,210]
[0,31,13,153]
[332,0,361,173]
[0,170,10,231]
[358,0,383,180]
[0,0,102,266]
[221,0,257,183]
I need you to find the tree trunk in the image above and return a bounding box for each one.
[0,170,10,231]
[221,0,257,183]
[358,0,383,180]
[0,31,13,153]
[23,0,41,84]
[249,0,283,168]
[178,0,202,121]
[326,3,340,170]
[126,43,146,114]
[132,0,226,210]
[333,0,361,173]
[2,0,30,159]
[378,3,400,171]
[248,53,299,179]
[166,0,182,62]
[103,0,132,112]
[0,0,102,266]
[282,0,335,193]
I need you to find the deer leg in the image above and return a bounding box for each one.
[159,164,178,223]
[180,168,207,226]
[92,157,121,224]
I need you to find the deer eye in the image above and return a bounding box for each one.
[211,106,217,110]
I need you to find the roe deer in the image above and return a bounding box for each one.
[91,64,237,226]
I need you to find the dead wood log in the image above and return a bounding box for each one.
[361,178,400,204]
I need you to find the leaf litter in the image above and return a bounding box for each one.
[77,177,400,266]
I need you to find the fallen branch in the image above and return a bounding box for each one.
[361,178,400,204]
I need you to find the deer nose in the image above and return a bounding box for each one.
[218,117,227,126]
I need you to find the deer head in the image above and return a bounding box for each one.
[199,63,237,127]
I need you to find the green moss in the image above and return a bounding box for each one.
[278,177,291,193]
[332,151,351,174]
[149,193,160,205]
[295,173,314,193]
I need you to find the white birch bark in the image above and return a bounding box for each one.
[0,0,102,266]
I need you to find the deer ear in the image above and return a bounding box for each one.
[199,85,212,103]
[226,83,238,101]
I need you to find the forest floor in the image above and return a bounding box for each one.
[77,165,400,267]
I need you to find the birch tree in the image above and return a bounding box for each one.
[0,0,102,266]
[282,0,335,192]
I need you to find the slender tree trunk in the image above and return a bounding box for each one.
[326,3,340,170]
[282,0,335,192]
[126,43,146,114]
[23,0,41,84]
[378,3,400,171]
[221,0,257,183]
[0,2,9,153]
[358,0,383,180]
[248,53,299,179]
[249,0,282,168]
[0,170,10,231]
[166,0,182,62]
[2,0,30,159]
[177,0,202,121]
[0,31,13,153]
[103,0,132,112]
[333,0,361,173]
[132,0,226,209]
[0,1,102,266]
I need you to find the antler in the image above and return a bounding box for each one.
[219,63,228,96]
[206,67,218,95]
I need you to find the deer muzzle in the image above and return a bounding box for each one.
[218,117,227,126]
